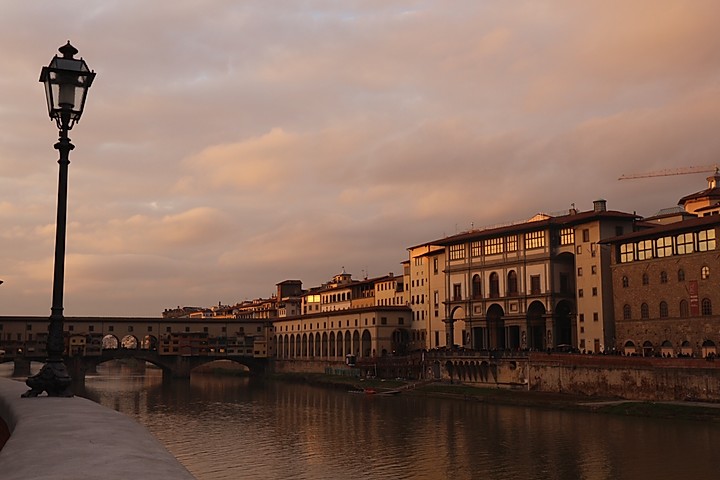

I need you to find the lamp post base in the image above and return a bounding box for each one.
[21,360,73,398]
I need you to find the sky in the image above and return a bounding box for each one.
[2,1,720,317]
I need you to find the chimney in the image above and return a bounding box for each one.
[593,199,607,212]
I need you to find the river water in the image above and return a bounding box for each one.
[3,362,719,479]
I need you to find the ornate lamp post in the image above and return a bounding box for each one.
[23,42,95,397]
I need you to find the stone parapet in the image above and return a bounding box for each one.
[0,378,195,480]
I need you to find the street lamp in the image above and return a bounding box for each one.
[23,42,95,398]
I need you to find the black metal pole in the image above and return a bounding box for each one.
[22,125,74,397]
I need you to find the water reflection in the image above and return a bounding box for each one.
[5,361,718,480]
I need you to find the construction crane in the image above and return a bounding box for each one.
[618,164,719,180]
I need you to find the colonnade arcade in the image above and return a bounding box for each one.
[274,328,400,360]
[452,299,575,351]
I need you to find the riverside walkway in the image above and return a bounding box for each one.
[0,378,195,480]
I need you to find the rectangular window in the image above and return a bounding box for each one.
[414,257,422,266]
[530,275,541,295]
[620,243,634,263]
[676,233,694,255]
[484,237,503,255]
[88,325,94,332]
[449,244,465,260]
[577,267,583,276]
[433,258,439,274]
[452,283,462,301]
[698,229,716,252]
[578,289,584,298]
[592,287,597,296]
[471,241,482,257]
[582,229,590,242]
[593,312,599,322]
[560,228,574,245]
[636,240,653,260]
[525,231,545,250]
[656,236,673,257]
[434,290,439,305]
[506,235,518,252]
[579,313,585,323]
[591,265,597,275]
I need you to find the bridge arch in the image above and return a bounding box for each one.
[141,335,158,350]
[121,335,139,349]
[102,334,119,349]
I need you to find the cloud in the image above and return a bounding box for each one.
[2,1,720,315]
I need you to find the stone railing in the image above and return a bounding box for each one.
[0,378,195,480]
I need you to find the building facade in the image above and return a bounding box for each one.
[431,201,637,353]
[605,215,720,357]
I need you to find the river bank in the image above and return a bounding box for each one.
[265,371,720,422]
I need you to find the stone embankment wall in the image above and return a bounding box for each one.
[527,354,720,401]
[274,353,720,401]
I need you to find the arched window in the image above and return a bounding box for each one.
[472,274,481,299]
[702,298,712,316]
[680,299,689,318]
[489,272,500,298]
[623,304,632,320]
[678,269,685,282]
[701,266,710,280]
[622,276,629,288]
[659,301,668,318]
[660,271,668,284]
[507,270,518,296]
[640,303,649,319]
[642,273,649,286]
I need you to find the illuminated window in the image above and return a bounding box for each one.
[471,241,482,257]
[656,236,673,257]
[636,240,653,260]
[506,235,518,252]
[560,228,574,245]
[449,244,465,260]
[701,266,710,280]
[676,233,694,255]
[484,237,504,255]
[525,231,545,249]
[622,276,629,288]
[620,243,634,263]
[698,229,716,252]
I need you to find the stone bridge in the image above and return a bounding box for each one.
[2,349,269,381]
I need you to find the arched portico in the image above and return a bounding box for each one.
[553,300,574,349]
[487,304,505,350]
[526,301,546,350]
